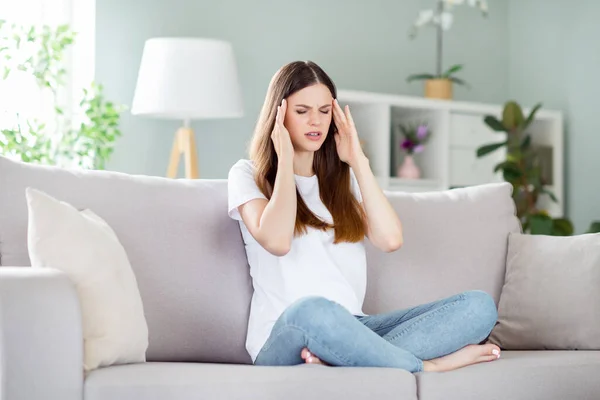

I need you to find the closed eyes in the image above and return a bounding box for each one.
[296,110,330,115]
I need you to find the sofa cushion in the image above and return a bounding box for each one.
[0,156,253,364]
[416,350,600,400]
[363,182,521,314]
[84,362,417,400]
[489,232,600,350]
[26,188,149,371]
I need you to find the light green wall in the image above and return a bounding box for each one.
[96,0,599,232]
[95,0,509,179]
[508,0,599,233]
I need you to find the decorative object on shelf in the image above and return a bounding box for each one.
[476,100,576,236]
[396,123,431,179]
[131,37,243,179]
[397,154,421,179]
[588,222,600,233]
[406,0,488,100]
[0,20,126,170]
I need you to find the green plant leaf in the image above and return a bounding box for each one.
[551,218,574,236]
[484,116,506,132]
[522,103,542,130]
[442,64,463,78]
[529,213,553,235]
[502,101,525,131]
[476,141,508,158]
[540,187,558,203]
[493,161,523,180]
[406,73,435,82]
[448,76,470,88]
[520,135,531,149]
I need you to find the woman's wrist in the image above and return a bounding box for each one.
[349,154,370,173]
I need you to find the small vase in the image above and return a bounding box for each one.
[425,78,453,100]
[397,155,421,179]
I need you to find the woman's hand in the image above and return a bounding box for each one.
[332,99,366,167]
[271,99,294,163]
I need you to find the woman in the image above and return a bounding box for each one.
[227,61,501,373]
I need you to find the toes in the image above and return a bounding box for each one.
[301,348,311,360]
[481,344,501,362]
[482,344,501,356]
[308,356,324,365]
[489,345,501,358]
[481,354,499,362]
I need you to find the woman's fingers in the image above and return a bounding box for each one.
[333,99,347,134]
[344,105,356,129]
[334,99,347,124]
[280,98,287,121]
[276,105,281,126]
[272,105,281,153]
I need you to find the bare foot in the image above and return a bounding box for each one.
[422,344,501,372]
[301,348,327,365]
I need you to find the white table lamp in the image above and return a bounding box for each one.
[131,37,243,178]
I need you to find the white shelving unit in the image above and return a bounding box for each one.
[337,89,564,217]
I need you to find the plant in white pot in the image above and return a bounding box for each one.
[406,0,488,99]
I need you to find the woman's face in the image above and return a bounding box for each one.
[283,83,333,153]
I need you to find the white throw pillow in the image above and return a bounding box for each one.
[25,187,149,372]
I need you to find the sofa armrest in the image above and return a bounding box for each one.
[0,267,83,400]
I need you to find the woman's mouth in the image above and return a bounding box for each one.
[305,131,322,141]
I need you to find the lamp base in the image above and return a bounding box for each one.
[167,127,199,179]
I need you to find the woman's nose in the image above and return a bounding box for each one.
[309,113,321,126]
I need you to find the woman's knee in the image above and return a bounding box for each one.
[461,290,498,333]
[281,296,343,327]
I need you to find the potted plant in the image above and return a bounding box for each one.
[0,20,125,169]
[406,0,488,99]
[397,123,431,179]
[476,100,576,235]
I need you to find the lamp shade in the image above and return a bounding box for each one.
[131,37,243,120]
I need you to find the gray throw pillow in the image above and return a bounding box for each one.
[488,232,600,350]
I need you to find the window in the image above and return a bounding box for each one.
[0,0,95,160]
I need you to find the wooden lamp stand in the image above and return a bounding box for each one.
[166,122,199,179]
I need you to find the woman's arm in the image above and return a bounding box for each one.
[239,100,297,257]
[238,160,297,256]
[351,155,403,252]
[332,98,403,253]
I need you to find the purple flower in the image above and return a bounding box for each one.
[416,125,428,140]
[401,139,413,150]
[413,144,425,153]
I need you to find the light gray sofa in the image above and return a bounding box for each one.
[0,154,598,400]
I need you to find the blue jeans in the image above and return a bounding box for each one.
[254,290,498,373]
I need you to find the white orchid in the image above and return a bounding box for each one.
[407,0,489,81]
[410,0,488,37]
[415,9,434,27]
[467,0,489,15]
[437,11,454,30]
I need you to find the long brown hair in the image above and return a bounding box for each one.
[249,61,366,244]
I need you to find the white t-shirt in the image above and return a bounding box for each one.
[227,159,368,362]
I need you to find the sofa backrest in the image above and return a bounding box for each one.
[363,183,521,315]
[0,156,254,364]
[0,156,521,364]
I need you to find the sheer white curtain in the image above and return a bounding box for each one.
[0,0,95,149]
